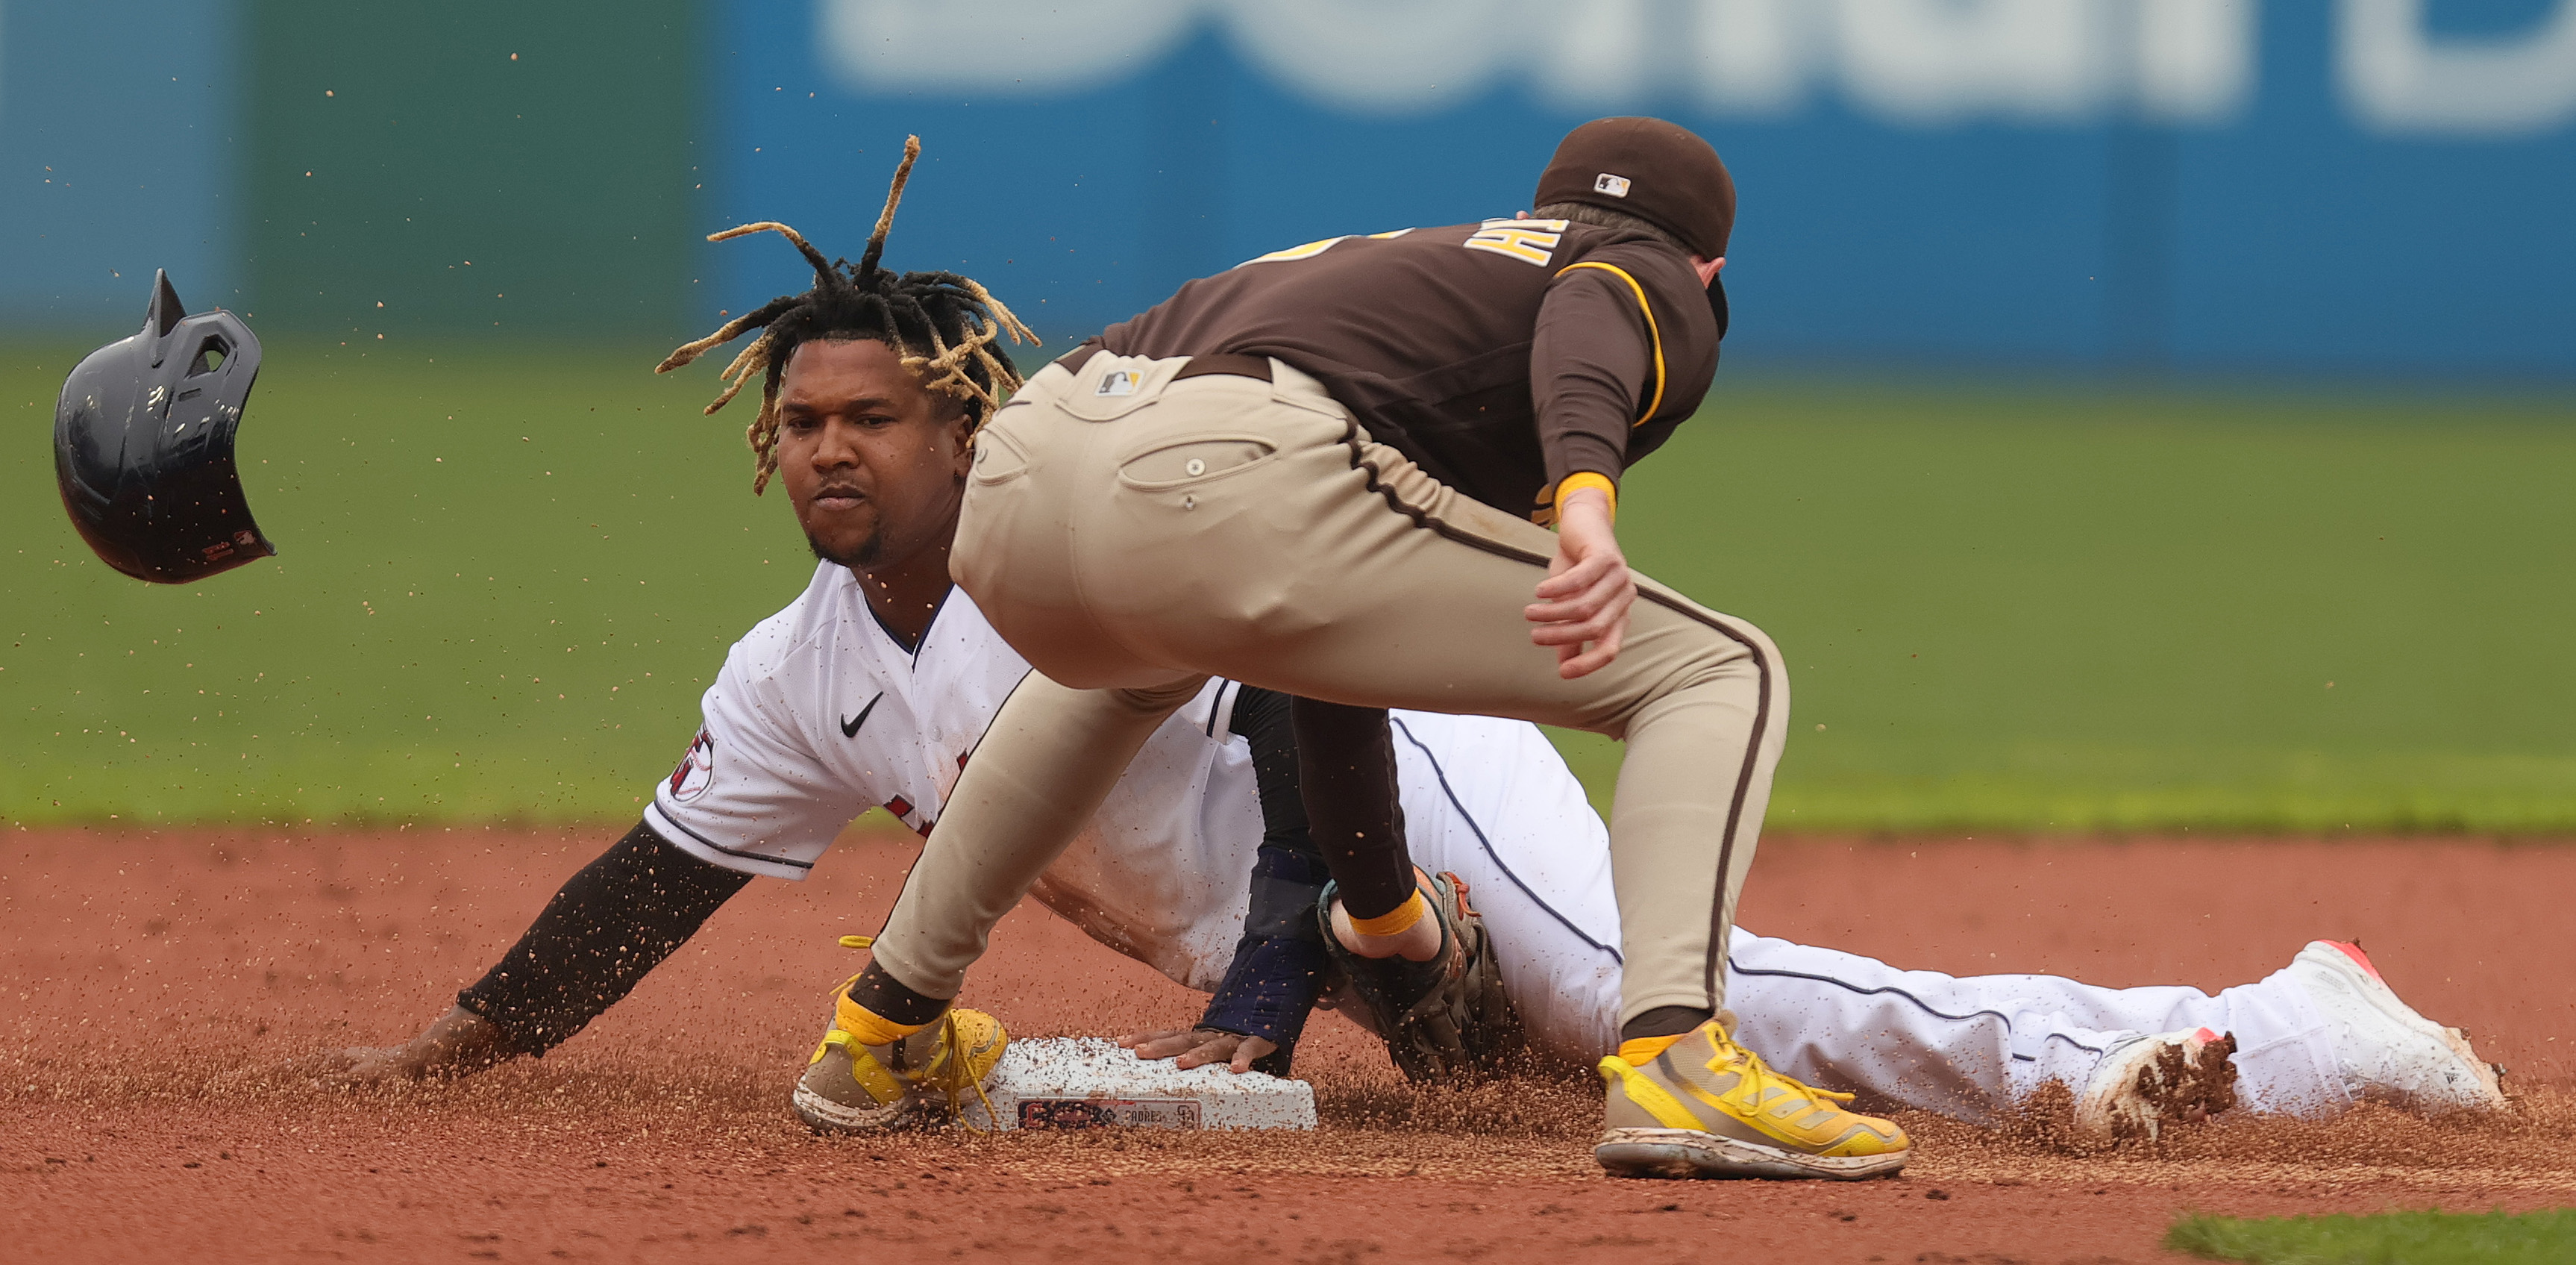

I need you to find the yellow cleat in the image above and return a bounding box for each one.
[1595,1019,1908,1180]
[791,939,1009,1134]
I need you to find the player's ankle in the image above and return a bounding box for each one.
[844,962,949,1031]
[1620,1005,1714,1042]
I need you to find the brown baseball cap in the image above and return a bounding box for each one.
[1534,117,1735,259]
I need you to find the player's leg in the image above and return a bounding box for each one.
[1385,713,2272,1129]
[1720,935,2513,1125]
[862,670,1209,1002]
[975,359,1775,1034]
[1385,709,2496,1129]
[1296,699,1434,955]
[1719,934,2251,1127]
[942,354,1896,1175]
[797,669,1205,1132]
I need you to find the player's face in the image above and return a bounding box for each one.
[774,338,974,571]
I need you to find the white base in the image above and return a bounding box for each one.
[960,1037,1317,1131]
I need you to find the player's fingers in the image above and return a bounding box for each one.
[1558,614,1629,678]
[1525,587,1612,626]
[1120,1028,1203,1060]
[1529,556,1632,621]
[1227,1036,1280,1074]
[1528,607,1619,644]
[1171,1034,1243,1070]
[1528,580,1632,645]
[1531,552,1615,605]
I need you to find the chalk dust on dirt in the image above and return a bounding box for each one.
[5,827,2572,1263]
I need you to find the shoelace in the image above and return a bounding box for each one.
[827,934,1000,1133]
[1714,1031,1858,1112]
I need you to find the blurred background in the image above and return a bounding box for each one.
[4,0,2572,831]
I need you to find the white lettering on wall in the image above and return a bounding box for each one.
[1834,0,2110,124]
[806,0,2576,138]
[2340,0,2576,136]
[2136,0,2260,124]
[1220,0,1522,111]
[1690,0,1814,116]
[819,0,1199,95]
[822,0,2257,125]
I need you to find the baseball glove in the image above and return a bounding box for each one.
[1319,869,1524,1083]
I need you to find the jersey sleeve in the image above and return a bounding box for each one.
[1529,238,1718,505]
[644,643,872,881]
[1531,258,1655,499]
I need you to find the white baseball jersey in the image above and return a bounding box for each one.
[651,562,2346,1124]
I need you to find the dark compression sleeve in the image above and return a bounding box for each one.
[1291,697,1418,921]
[1197,686,1332,1073]
[457,820,753,1056]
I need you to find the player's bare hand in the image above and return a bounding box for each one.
[304,1005,509,1086]
[1527,487,1634,678]
[1117,1026,1279,1073]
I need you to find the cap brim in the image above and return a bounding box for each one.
[1706,273,1729,343]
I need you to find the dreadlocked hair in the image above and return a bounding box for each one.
[656,134,1038,494]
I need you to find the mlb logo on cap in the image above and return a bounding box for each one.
[1593,172,1632,198]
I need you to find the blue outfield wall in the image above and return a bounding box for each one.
[5,1,2574,376]
[0,0,240,326]
[709,0,2576,378]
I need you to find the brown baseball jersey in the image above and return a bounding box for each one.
[1090,218,1722,522]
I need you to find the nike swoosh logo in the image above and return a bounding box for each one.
[840,692,885,740]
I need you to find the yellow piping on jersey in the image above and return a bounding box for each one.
[1555,261,1665,425]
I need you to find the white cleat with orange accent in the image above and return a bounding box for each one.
[2288,939,2507,1114]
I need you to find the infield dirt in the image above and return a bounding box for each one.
[6,827,2572,1262]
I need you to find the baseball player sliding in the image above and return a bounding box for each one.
[324,140,2507,1146]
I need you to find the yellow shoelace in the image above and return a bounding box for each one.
[826,934,999,1132]
[1720,1034,1858,1111]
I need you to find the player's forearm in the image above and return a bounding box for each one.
[1198,844,1332,1071]
[1199,687,1336,1071]
[454,819,753,1057]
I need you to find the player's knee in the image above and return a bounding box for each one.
[1658,609,1782,686]
[1720,616,1785,684]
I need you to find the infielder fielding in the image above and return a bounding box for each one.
[794,116,1911,1179]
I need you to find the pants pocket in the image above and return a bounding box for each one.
[970,418,1033,486]
[1115,435,1276,491]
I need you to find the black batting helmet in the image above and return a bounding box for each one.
[54,270,276,584]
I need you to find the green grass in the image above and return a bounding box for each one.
[4,339,815,824]
[6,341,2575,829]
[2167,1209,2576,1263]
[1546,377,2576,833]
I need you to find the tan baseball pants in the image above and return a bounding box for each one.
[869,352,1788,1031]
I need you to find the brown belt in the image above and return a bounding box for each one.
[1050,342,1272,384]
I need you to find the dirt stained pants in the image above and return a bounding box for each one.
[868,352,1788,1029]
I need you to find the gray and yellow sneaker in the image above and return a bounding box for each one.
[1595,1019,1909,1180]
[790,943,1009,1133]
